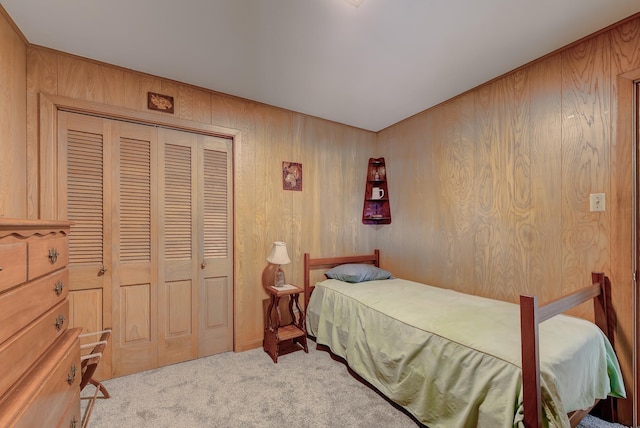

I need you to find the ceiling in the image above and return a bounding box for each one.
[3,1,640,132]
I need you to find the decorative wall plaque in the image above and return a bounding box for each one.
[147,92,174,113]
[282,162,302,191]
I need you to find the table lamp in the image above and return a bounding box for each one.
[266,241,291,287]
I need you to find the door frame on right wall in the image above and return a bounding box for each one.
[613,69,639,427]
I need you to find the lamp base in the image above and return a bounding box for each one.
[273,266,285,287]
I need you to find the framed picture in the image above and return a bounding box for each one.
[282,162,302,191]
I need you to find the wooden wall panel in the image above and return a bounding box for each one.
[377,15,639,426]
[123,73,162,112]
[434,94,476,291]
[26,48,57,219]
[473,77,517,302]
[57,55,126,105]
[527,55,562,302]
[373,106,428,282]
[560,33,611,306]
[0,10,26,218]
[162,81,212,124]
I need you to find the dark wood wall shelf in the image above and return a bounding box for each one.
[362,157,391,225]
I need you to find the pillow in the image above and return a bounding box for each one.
[324,263,393,283]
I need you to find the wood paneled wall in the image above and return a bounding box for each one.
[2,6,639,423]
[377,15,640,424]
[0,9,26,218]
[20,48,377,353]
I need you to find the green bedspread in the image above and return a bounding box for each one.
[306,278,625,428]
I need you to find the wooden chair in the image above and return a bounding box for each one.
[79,328,111,428]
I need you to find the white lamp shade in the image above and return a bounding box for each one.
[266,241,291,265]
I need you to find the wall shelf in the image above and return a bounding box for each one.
[362,157,391,225]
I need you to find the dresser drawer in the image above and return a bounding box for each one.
[57,387,81,428]
[0,300,69,398]
[0,329,80,428]
[0,270,68,344]
[0,242,27,293]
[28,235,68,280]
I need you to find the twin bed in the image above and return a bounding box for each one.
[303,250,625,428]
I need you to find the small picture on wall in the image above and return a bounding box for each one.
[282,162,302,191]
[147,91,174,113]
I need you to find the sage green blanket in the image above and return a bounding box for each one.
[306,278,625,428]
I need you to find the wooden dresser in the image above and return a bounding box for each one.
[0,219,81,428]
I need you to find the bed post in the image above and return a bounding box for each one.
[591,272,616,422]
[520,294,542,428]
[591,272,612,345]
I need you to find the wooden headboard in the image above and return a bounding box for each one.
[303,249,380,305]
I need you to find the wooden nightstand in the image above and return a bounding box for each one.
[263,284,308,363]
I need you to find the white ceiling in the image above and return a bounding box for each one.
[3,0,640,132]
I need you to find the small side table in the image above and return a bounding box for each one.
[263,284,308,363]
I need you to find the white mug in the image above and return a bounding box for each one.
[372,187,384,200]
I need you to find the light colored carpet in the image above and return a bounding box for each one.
[85,340,627,427]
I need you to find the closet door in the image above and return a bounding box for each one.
[111,121,159,376]
[198,135,233,357]
[157,129,234,362]
[57,111,113,378]
[60,112,233,377]
[157,129,199,366]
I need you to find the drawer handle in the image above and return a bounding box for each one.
[0,266,3,271]
[70,417,78,428]
[55,314,65,331]
[48,248,59,264]
[67,364,77,385]
[54,280,65,296]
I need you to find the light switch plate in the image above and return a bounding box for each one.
[590,193,605,212]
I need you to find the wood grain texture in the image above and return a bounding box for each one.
[26,48,56,219]
[57,55,126,105]
[0,11,26,218]
[609,17,640,426]
[560,32,611,318]
[11,12,639,423]
[376,17,638,425]
[528,55,562,303]
[474,78,517,302]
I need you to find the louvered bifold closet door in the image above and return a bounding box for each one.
[198,135,233,357]
[111,121,159,376]
[57,111,113,379]
[158,129,199,366]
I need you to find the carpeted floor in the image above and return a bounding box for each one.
[85,340,627,428]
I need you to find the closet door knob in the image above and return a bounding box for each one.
[98,265,108,276]
[201,260,206,269]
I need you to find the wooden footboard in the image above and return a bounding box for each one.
[520,272,612,428]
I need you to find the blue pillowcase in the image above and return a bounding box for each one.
[324,263,393,283]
